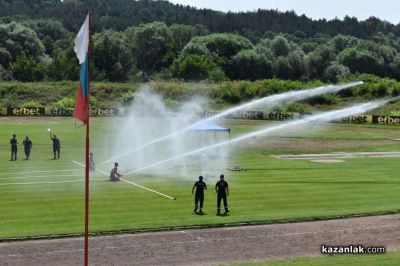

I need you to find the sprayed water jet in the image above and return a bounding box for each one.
[123,98,393,175]
[98,81,363,167]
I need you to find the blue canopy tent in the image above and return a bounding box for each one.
[186,121,230,173]
[187,121,230,132]
[186,121,230,175]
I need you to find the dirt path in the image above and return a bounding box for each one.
[1,214,399,265]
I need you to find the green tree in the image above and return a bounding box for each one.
[271,36,290,57]
[189,33,253,60]
[171,54,225,81]
[180,42,211,57]
[0,47,12,68]
[47,46,79,81]
[274,56,292,80]
[0,22,45,63]
[169,24,204,52]
[287,50,306,79]
[306,44,335,79]
[0,64,13,80]
[26,19,69,40]
[10,52,42,81]
[323,62,351,82]
[187,33,253,74]
[125,22,174,74]
[229,49,273,80]
[338,48,382,75]
[92,29,133,81]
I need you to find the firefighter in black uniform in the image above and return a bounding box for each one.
[23,136,33,160]
[10,134,18,161]
[215,174,229,215]
[192,175,207,214]
[50,133,61,159]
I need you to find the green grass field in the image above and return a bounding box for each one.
[232,251,400,266]
[0,117,399,239]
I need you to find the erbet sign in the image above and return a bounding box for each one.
[340,115,371,124]
[7,107,45,116]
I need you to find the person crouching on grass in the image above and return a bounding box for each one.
[192,175,207,214]
[110,162,122,181]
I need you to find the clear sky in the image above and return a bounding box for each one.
[168,0,399,24]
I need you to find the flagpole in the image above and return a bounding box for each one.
[84,11,90,266]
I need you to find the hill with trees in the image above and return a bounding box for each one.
[0,0,400,88]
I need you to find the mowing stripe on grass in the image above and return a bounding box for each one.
[0,174,83,180]
[0,169,82,176]
[0,173,104,181]
[0,179,104,186]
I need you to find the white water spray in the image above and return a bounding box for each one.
[98,81,363,166]
[124,98,393,175]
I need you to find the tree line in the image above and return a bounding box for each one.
[1,0,400,83]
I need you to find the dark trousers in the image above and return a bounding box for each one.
[11,145,17,160]
[194,193,204,209]
[24,148,31,159]
[217,194,228,211]
[53,146,60,158]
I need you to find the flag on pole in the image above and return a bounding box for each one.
[74,13,91,266]
[74,14,90,123]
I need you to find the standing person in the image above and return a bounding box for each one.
[10,134,18,161]
[192,175,207,214]
[50,133,61,159]
[215,174,229,215]
[22,136,33,160]
[110,162,122,181]
[89,152,95,171]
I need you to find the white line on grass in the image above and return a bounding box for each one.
[0,169,82,176]
[0,179,104,186]
[120,178,176,200]
[72,161,176,200]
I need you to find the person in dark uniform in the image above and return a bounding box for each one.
[215,174,229,215]
[10,134,18,161]
[192,175,207,214]
[22,136,33,160]
[89,152,95,171]
[50,133,61,159]
[110,162,122,181]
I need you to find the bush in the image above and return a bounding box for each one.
[22,101,42,108]
[171,54,224,81]
[208,67,227,82]
[285,103,311,113]
[323,62,351,83]
[120,91,135,106]
[219,82,242,103]
[10,53,39,82]
[54,97,75,108]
